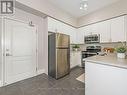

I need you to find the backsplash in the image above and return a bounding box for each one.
[100,42,126,50]
[71,42,127,52]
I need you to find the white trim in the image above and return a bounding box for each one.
[1,17,4,87]
[124,15,127,45]
[4,72,37,85]
[35,25,39,75]
[2,17,33,26]
[0,80,2,87]
[37,69,45,75]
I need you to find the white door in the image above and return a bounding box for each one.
[4,18,37,85]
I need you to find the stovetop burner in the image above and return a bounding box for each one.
[82,46,101,53]
[81,46,102,67]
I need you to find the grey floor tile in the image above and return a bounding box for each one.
[0,67,85,95]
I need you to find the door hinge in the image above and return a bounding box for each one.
[36,67,38,71]
[36,30,38,34]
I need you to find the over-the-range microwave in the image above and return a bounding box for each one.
[84,34,100,44]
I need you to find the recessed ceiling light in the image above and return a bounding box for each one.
[80,0,88,10]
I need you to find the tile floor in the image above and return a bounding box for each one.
[0,67,85,95]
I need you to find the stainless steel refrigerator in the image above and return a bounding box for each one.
[48,33,70,79]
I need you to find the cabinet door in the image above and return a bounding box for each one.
[48,17,77,44]
[111,16,126,42]
[70,53,77,68]
[76,52,82,67]
[99,20,111,43]
[70,30,76,44]
[90,23,100,35]
[58,22,70,35]
[77,28,85,44]
[67,27,77,44]
[84,26,92,36]
[48,17,57,32]
[70,52,81,68]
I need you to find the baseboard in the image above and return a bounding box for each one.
[71,65,83,70]
[37,69,45,75]
[0,80,2,87]
[0,70,45,87]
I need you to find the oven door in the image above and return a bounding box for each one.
[82,53,97,67]
[82,53,96,58]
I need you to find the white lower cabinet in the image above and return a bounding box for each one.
[85,62,127,95]
[70,51,82,68]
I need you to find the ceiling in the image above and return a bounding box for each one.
[47,0,120,18]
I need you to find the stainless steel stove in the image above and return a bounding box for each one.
[81,46,101,67]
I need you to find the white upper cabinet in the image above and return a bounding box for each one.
[66,26,77,44]
[48,16,127,44]
[77,23,100,44]
[48,17,58,32]
[77,28,85,44]
[89,23,100,35]
[47,17,77,44]
[110,16,126,42]
[98,20,111,43]
[78,15,127,43]
[83,26,92,36]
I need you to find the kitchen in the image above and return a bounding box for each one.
[47,2,127,94]
[48,14,127,67]
[0,0,127,95]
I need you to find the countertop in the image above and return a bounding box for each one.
[70,50,81,53]
[85,54,127,69]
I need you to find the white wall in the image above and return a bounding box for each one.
[78,0,127,27]
[42,18,48,74]
[6,8,48,74]
[16,0,77,27]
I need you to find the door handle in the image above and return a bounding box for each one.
[6,53,12,56]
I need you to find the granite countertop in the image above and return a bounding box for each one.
[85,54,127,69]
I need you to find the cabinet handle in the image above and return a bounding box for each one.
[6,53,12,56]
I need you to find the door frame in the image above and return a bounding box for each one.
[1,17,38,86]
